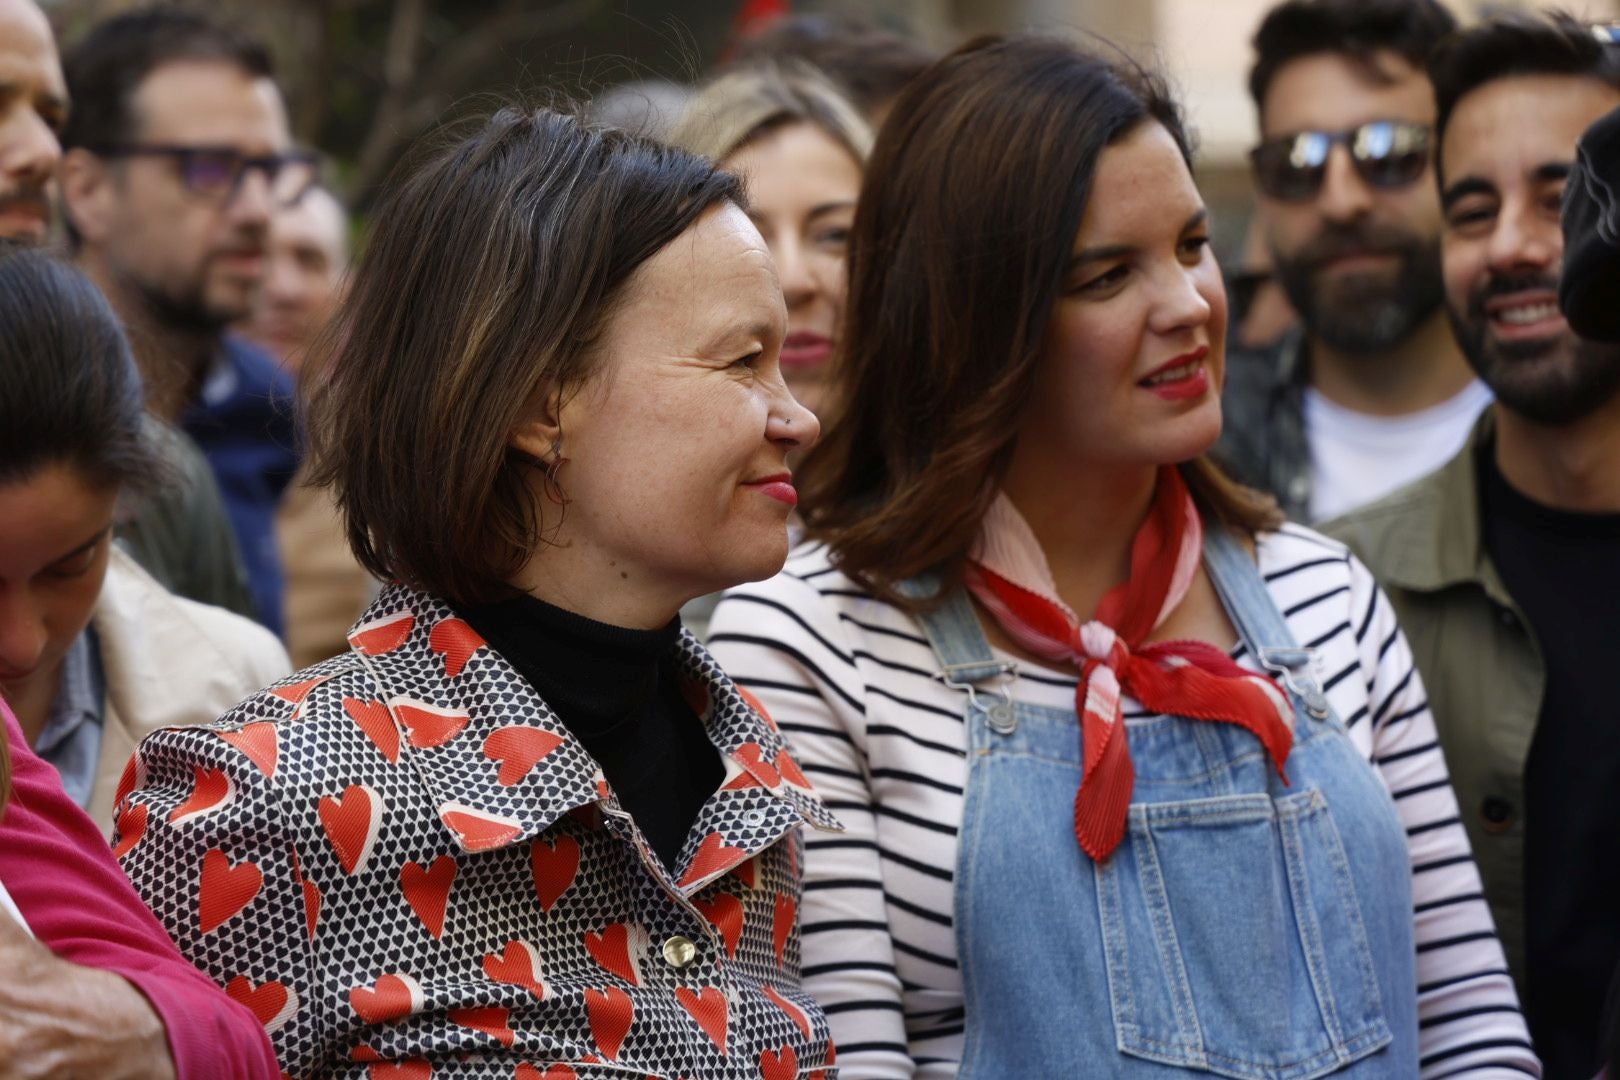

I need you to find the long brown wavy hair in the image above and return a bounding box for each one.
[797,34,1279,605]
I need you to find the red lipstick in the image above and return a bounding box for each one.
[743,472,798,506]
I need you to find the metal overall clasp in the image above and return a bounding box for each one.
[1256,646,1331,720]
[933,660,1021,734]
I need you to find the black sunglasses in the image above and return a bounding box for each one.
[1250,121,1431,202]
[88,143,319,208]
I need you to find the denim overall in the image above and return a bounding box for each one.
[906,526,1418,1078]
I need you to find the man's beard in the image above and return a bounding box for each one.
[128,258,245,337]
[1448,271,1620,426]
[1272,220,1445,355]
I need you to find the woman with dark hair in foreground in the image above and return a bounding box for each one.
[116,109,839,1077]
[709,34,1537,1078]
[0,248,279,1079]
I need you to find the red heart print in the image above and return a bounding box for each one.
[737,686,777,730]
[720,758,765,792]
[732,855,758,890]
[776,749,811,789]
[761,986,810,1039]
[350,612,415,656]
[483,940,546,999]
[351,1045,382,1061]
[344,698,401,764]
[583,987,633,1061]
[692,893,744,958]
[401,855,457,938]
[301,875,322,939]
[269,675,326,706]
[112,752,144,811]
[733,743,782,788]
[772,894,796,966]
[225,974,299,1033]
[583,923,643,986]
[483,725,565,786]
[368,1060,431,1079]
[169,764,234,826]
[199,848,262,934]
[675,986,728,1053]
[449,1005,515,1048]
[439,802,523,852]
[429,617,485,678]
[531,835,579,911]
[319,784,384,876]
[515,1066,577,1080]
[112,802,147,859]
[218,723,279,778]
[679,832,748,887]
[394,698,470,750]
[759,1045,798,1080]
[349,973,423,1024]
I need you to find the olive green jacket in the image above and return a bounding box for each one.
[1324,408,1542,990]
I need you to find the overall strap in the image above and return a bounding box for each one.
[1202,525,1332,723]
[898,575,1019,732]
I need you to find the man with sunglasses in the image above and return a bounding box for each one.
[1329,15,1620,1076]
[1218,0,1491,524]
[59,9,308,638]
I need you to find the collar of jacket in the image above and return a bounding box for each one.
[339,584,841,869]
[1340,408,1516,606]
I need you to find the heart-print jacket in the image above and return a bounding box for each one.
[114,584,843,1080]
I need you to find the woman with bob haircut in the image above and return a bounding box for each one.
[0,248,280,1079]
[709,35,1539,1078]
[670,62,871,419]
[116,106,840,1078]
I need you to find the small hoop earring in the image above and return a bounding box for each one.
[543,455,569,506]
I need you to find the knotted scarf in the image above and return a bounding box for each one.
[966,466,1294,861]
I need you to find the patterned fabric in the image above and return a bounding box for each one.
[115,584,841,1080]
[967,468,1293,860]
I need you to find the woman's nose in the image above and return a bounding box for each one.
[768,390,821,451]
[0,590,48,677]
[773,239,816,307]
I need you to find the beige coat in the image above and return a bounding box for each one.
[86,547,290,836]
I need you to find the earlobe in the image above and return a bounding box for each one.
[58,149,109,243]
[507,383,566,465]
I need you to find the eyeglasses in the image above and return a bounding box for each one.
[88,143,319,208]
[1250,121,1431,202]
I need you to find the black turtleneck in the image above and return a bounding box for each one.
[456,593,724,870]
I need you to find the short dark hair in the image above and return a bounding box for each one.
[1249,0,1456,119]
[302,107,744,606]
[799,34,1279,605]
[729,16,939,119]
[0,245,165,493]
[60,7,274,152]
[1430,11,1620,159]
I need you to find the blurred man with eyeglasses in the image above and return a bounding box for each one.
[60,9,307,637]
[1329,16,1620,1075]
[1217,0,1491,523]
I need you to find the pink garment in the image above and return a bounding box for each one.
[0,698,279,1079]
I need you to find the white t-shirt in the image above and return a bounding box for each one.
[1305,379,1492,522]
[0,879,29,935]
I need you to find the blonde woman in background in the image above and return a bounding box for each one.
[670,61,872,420]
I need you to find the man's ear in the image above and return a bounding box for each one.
[508,382,566,466]
[58,148,115,246]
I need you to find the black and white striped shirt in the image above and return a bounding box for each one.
[709,524,1538,1079]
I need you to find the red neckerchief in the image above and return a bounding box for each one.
[966,466,1293,861]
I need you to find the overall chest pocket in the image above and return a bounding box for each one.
[1095,788,1391,1080]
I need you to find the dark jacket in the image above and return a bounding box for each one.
[1323,410,1541,987]
[1216,327,1313,521]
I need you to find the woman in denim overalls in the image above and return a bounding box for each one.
[708,33,1537,1079]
